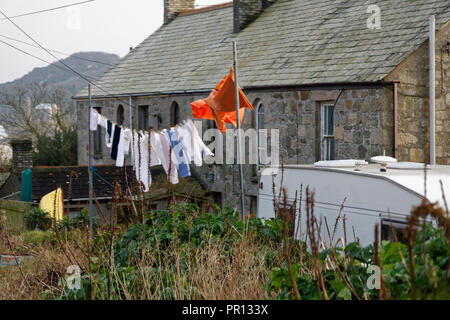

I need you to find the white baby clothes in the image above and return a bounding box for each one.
[181,119,213,166]
[154,131,179,184]
[89,109,99,131]
[131,131,162,192]
[98,114,107,129]
[116,128,132,167]
[132,131,150,192]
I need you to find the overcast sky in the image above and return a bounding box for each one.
[0,0,230,83]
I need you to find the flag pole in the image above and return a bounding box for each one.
[233,40,245,221]
[88,84,94,239]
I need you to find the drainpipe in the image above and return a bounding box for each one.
[393,81,399,159]
[429,16,436,165]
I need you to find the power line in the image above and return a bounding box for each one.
[0,0,95,21]
[0,9,133,109]
[0,38,97,81]
[0,34,115,66]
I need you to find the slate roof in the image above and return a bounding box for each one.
[31,166,135,201]
[75,0,450,98]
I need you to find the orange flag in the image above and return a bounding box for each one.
[191,67,253,132]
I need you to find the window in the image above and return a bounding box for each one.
[381,219,407,243]
[117,105,124,125]
[93,107,102,158]
[170,102,180,127]
[321,103,335,160]
[138,105,149,131]
[256,101,265,169]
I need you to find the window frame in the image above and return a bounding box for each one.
[138,105,149,131]
[170,101,180,127]
[320,103,335,161]
[117,104,124,126]
[255,101,265,171]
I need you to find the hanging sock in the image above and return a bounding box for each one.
[190,67,253,133]
[168,128,191,178]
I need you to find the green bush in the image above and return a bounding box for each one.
[266,223,450,300]
[60,203,284,300]
[24,207,52,231]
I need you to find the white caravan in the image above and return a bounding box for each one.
[257,160,450,247]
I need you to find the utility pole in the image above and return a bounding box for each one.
[88,84,94,239]
[233,41,245,221]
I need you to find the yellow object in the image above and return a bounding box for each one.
[39,188,64,221]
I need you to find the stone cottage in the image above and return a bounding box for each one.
[74,0,450,213]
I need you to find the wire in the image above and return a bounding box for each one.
[0,34,115,66]
[0,38,97,81]
[0,9,134,109]
[0,0,95,20]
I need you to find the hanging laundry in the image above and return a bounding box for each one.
[110,124,121,161]
[90,109,99,131]
[105,120,114,148]
[168,127,191,178]
[116,128,132,167]
[190,67,253,133]
[153,131,179,184]
[132,131,162,192]
[178,119,213,166]
[98,114,107,129]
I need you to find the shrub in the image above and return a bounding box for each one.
[24,207,52,231]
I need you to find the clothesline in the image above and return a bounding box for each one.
[89,108,213,192]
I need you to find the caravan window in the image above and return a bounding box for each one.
[381,219,407,243]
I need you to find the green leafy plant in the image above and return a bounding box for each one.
[24,207,52,231]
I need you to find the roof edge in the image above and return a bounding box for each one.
[74,81,392,100]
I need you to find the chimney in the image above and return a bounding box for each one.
[164,0,195,24]
[11,140,33,175]
[233,0,276,33]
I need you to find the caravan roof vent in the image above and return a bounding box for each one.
[314,160,368,168]
[387,162,427,170]
[370,155,397,164]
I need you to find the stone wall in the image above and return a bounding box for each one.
[385,21,450,164]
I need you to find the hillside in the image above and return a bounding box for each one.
[0,52,120,95]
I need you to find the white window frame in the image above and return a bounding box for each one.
[321,103,335,161]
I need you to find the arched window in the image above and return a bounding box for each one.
[256,102,264,130]
[255,101,265,170]
[170,101,180,127]
[117,104,124,125]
